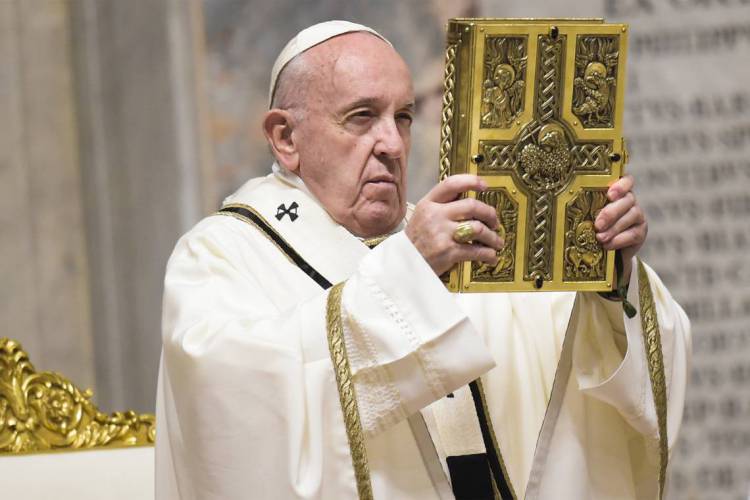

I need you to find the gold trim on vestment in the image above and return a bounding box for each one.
[361,235,389,249]
[637,260,668,499]
[326,283,373,500]
[474,378,518,500]
[0,338,155,455]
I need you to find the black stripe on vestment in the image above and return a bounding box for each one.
[446,454,495,499]
[469,380,514,500]
[217,205,333,290]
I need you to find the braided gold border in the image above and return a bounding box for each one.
[637,259,668,499]
[326,283,373,500]
[438,38,458,182]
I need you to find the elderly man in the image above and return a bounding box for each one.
[156,21,690,500]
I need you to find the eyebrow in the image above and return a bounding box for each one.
[343,97,416,112]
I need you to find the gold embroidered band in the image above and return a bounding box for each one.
[637,259,668,499]
[326,283,373,500]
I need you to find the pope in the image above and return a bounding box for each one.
[156,20,690,500]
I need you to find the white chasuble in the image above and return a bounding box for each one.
[156,170,691,500]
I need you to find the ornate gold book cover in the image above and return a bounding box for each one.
[439,18,628,292]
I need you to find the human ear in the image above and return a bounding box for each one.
[262,109,299,172]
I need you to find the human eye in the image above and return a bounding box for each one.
[396,111,413,125]
[347,108,376,124]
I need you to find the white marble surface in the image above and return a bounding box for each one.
[0,447,154,500]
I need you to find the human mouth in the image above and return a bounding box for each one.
[362,175,398,199]
[366,174,396,185]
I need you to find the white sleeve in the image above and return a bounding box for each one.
[342,231,496,436]
[159,223,494,499]
[572,257,692,449]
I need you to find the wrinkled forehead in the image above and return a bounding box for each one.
[304,33,414,107]
[304,32,396,74]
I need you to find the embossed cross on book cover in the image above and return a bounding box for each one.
[440,18,629,293]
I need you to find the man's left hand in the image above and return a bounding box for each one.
[594,174,648,282]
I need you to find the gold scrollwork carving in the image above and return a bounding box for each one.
[526,190,554,282]
[481,142,515,171]
[536,34,565,122]
[563,190,608,281]
[472,189,518,282]
[0,338,155,454]
[480,135,611,175]
[570,143,612,171]
[523,35,565,281]
[439,38,458,182]
[573,36,619,128]
[480,37,527,129]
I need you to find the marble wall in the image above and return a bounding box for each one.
[0,0,96,395]
[70,0,213,413]
[0,0,211,414]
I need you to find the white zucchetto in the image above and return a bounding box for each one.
[268,20,391,107]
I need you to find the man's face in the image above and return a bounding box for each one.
[291,33,414,237]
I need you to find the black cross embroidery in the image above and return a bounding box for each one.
[275,202,299,221]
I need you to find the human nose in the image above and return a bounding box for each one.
[373,117,406,159]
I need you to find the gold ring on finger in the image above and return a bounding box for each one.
[453,221,475,244]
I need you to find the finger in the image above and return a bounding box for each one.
[607,174,634,202]
[595,192,635,232]
[445,198,498,230]
[454,242,499,266]
[596,205,645,244]
[428,175,487,203]
[456,220,504,250]
[602,222,647,251]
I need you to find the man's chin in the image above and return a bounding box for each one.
[354,202,404,238]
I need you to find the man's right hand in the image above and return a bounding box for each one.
[405,174,504,276]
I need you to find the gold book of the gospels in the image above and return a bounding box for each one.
[440,18,629,293]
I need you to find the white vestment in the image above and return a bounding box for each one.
[155,169,691,499]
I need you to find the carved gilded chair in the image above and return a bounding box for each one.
[0,338,155,499]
